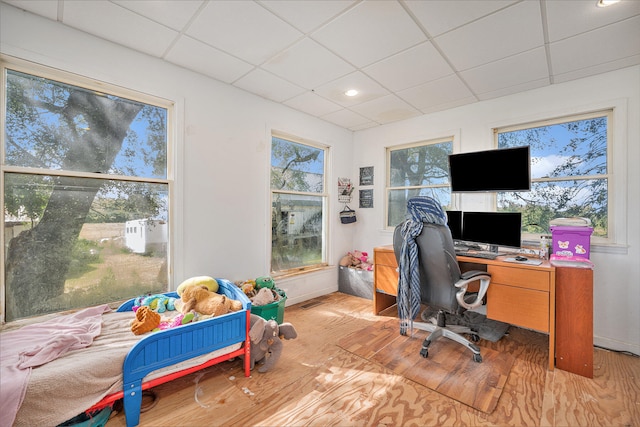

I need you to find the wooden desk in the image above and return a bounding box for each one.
[373,245,593,374]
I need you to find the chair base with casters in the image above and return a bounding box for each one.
[412,310,483,363]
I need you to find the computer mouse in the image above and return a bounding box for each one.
[515,256,528,261]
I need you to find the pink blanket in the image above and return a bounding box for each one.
[0,304,111,427]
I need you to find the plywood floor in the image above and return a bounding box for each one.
[106,292,640,427]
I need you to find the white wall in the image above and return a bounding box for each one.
[352,65,640,355]
[0,4,354,306]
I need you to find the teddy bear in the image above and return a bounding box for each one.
[180,285,243,317]
[248,314,298,373]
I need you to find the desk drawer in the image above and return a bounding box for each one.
[375,265,398,295]
[375,251,397,268]
[488,265,549,292]
[487,283,549,332]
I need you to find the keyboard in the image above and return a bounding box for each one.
[455,250,500,260]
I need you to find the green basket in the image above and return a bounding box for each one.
[250,289,287,324]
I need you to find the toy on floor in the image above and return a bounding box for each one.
[248,314,298,373]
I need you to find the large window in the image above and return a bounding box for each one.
[2,57,171,322]
[271,135,327,274]
[386,138,453,228]
[270,134,327,274]
[495,111,611,244]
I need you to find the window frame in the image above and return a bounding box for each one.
[385,136,455,230]
[1,55,174,322]
[269,131,329,276]
[493,109,615,246]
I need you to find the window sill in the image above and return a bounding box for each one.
[272,264,333,281]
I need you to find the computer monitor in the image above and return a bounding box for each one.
[446,210,463,241]
[461,211,522,251]
[448,146,531,192]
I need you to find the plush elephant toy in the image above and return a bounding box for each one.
[248,314,298,373]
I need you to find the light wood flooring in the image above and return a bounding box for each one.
[106,292,640,427]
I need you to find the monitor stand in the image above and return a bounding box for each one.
[489,244,499,253]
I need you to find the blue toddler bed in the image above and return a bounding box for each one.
[10,278,252,427]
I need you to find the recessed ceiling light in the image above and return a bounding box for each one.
[345,89,359,97]
[596,0,620,7]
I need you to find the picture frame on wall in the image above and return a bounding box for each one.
[359,166,374,186]
[359,189,373,208]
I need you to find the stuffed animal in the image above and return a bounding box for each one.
[255,276,275,289]
[180,285,243,317]
[176,276,219,297]
[131,306,161,335]
[248,314,297,373]
[251,287,275,306]
[135,294,176,313]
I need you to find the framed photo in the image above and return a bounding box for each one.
[359,189,373,208]
[359,166,374,186]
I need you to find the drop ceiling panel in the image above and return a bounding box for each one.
[112,0,205,31]
[3,0,58,19]
[398,74,475,112]
[545,0,640,42]
[405,0,517,37]
[313,71,389,107]
[262,37,354,89]
[284,92,343,117]
[350,94,421,124]
[259,0,356,33]
[363,42,454,93]
[321,108,373,129]
[549,15,640,76]
[312,0,426,68]
[165,35,254,84]
[233,68,306,103]
[186,0,302,65]
[434,0,544,71]
[461,47,549,95]
[63,0,178,57]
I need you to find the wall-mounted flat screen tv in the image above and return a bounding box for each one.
[448,146,531,192]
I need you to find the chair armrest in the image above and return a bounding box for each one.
[454,271,491,310]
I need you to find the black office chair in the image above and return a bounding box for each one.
[393,221,492,363]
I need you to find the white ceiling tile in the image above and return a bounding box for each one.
[476,78,549,101]
[350,95,421,124]
[552,55,640,84]
[259,0,355,33]
[262,37,354,89]
[313,71,389,107]
[312,0,426,67]
[165,35,253,84]
[233,68,306,103]
[363,41,454,92]
[549,15,640,75]
[62,0,178,57]
[321,108,372,130]
[112,0,205,31]
[434,1,544,71]
[405,0,517,37]
[284,92,343,117]
[186,0,302,65]
[3,0,58,20]
[545,0,640,42]
[460,47,549,95]
[398,74,474,111]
